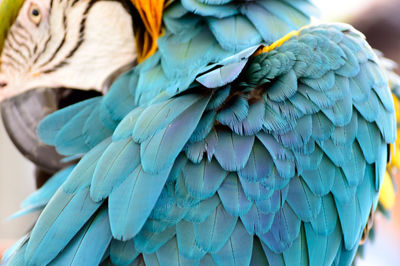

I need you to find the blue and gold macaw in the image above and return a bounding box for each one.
[0,0,398,265]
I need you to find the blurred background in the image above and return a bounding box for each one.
[0,0,400,264]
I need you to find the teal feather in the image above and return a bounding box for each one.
[62,138,112,193]
[91,138,140,201]
[289,93,320,115]
[258,0,309,28]
[282,225,308,266]
[134,226,175,253]
[241,4,291,44]
[175,174,200,208]
[214,130,254,171]
[163,5,201,40]
[318,138,352,167]
[334,193,362,250]
[132,94,202,143]
[110,239,139,265]
[294,146,323,173]
[341,142,366,187]
[277,115,312,149]
[140,95,210,174]
[230,100,265,136]
[261,241,285,265]
[21,166,74,208]
[331,168,356,204]
[356,164,374,223]
[176,220,206,259]
[37,97,100,145]
[199,254,217,266]
[3,238,28,266]
[216,96,249,127]
[26,187,102,265]
[286,176,322,222]
[212,221,253,266]
[240,204,274,235]
[238,139,274,182]
[311,112,334,141]
[189,110,216,144]
[206,86,231,111]
[375,103,396,143]
[256,185,289,214]
[156,237,199,266]
[217,173,252,216]
[304,222,341,266]
[143,253,161,265]
[310,194,338,235]
[183,159,227,200]
[331,112,357,145]
[249,237,269,265]
[53,105,93,155]
[167,154,188,184]
[257,133,294,161]
[269,203,300,252]
[267,70,298,102]
[50,207,112,266]
[301,71,335,92]
[299,84,336,109]
[208,16,261,52]
[184,194,220,223]
[336,45,360,77]
[113,107,145,141]
[353,88,380,122]
[355,114,380,164]
[181,0,239,19]
[301,155,335,196]
[350,66,371,103]
[239,177,273,201]
[101,70,137,123]
[108,165,171,240]
[193,204,237,253]
[83,105,114,149]
[321,86,353,127]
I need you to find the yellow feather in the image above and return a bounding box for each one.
[254,29,301,56]
[379,171,396,210]
[130,0,165,62]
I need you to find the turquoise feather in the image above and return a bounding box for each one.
[176,220,206,259]
[156,237,199,266]
[37,97,101,145]
[91,137,140,201]
[217,173,252,216]
[110,239,138,265]
[21,166,74,209]
[49,207,112,266]
[193,204,237,253]
[212,221,253,266]
[108,165,171,240]
[13,21,396,266]
[286,176,322,222]
[26,187,103,265]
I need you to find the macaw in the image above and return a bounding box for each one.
[0,0,398,265]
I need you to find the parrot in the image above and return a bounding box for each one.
[0,0,398,265]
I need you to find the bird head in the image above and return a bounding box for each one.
[0,0,138,101]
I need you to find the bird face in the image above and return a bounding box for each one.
[0,0,137,101]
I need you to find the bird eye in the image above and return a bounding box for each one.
[28,4,42,25]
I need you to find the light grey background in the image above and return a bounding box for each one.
[0,116,36,240]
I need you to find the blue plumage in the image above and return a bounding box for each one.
[8,3,395,264]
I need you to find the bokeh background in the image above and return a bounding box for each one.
[1,0,400,264]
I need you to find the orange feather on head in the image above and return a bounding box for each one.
[130,0,166,62]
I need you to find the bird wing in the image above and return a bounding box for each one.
[8,23,394,266]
